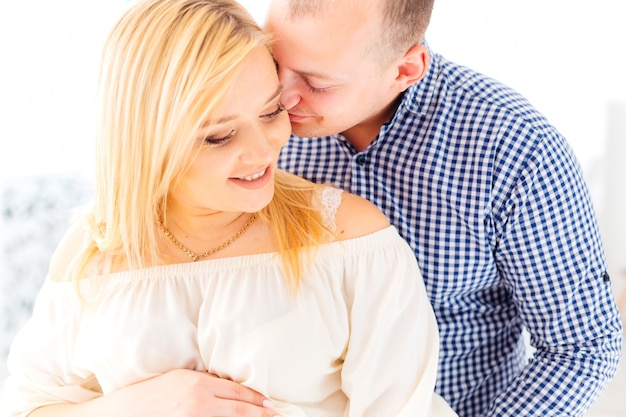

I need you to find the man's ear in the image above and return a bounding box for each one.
[393,44,429,92]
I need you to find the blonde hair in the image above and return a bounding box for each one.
[68,0,328,288]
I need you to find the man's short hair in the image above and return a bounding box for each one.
[286,0,434,61]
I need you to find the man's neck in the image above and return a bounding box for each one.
[341,95,403,152]
[342,124,380,152]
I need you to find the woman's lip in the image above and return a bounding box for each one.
[229,166,272,189]
[238,167,267,181]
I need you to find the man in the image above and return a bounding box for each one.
[265,0,623,416]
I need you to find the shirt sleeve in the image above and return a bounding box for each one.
[484,122,623,416]
[340,230,457,417]
[0,279,102,417]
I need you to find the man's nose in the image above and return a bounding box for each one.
[277,70,301,111]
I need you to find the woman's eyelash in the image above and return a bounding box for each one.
[204,128,235,145]
[203,103,284,145]
[262,103,285,120]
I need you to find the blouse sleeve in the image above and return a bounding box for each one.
[0,278,101,417]
[340,230,457,417]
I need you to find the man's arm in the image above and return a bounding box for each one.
[485,124,622,416]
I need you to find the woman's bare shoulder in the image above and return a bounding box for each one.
[333,191,390,240]
[48,218,91,282]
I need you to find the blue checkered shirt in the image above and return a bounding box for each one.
[278,49,623,416]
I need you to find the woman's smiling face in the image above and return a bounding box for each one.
[169,46,290,216]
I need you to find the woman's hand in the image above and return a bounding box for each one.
[29,369,279,417]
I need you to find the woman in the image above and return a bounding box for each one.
[0,0,456,416]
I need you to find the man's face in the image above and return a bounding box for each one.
[266,0,401,143]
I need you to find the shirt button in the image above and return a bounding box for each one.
[355,154,367,166]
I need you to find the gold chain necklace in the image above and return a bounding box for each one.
[158,214,257,262]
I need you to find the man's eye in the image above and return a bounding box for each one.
[261,103,285,120]
[304,80,329,93]
[204,128,235,145]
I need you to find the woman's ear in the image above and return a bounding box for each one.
[393,44,430,92]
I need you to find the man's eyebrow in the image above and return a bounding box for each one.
[211,85,284,125]
[295,69,342,82]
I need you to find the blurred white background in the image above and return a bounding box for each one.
[1,0,625,178]
[0,0,624,413]
[2,1,624,182]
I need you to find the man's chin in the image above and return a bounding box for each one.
[291,125,322,138]
[288,118,316,137]
[288,115,338,138]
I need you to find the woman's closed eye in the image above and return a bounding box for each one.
[204,128,236,146]
[261,103,285,121]
[202,103,284,146]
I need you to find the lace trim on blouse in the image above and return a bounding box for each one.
[315,186,343,233]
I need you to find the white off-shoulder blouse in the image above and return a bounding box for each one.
[1,188,456,417]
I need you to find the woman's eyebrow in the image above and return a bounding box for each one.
[213,85,284,124]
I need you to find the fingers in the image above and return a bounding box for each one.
[215,398,280,417]
[205,374,268,406]
[201,373,281,416]
[158,370,281,416]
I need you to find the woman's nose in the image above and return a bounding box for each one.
[240,126,279,164]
